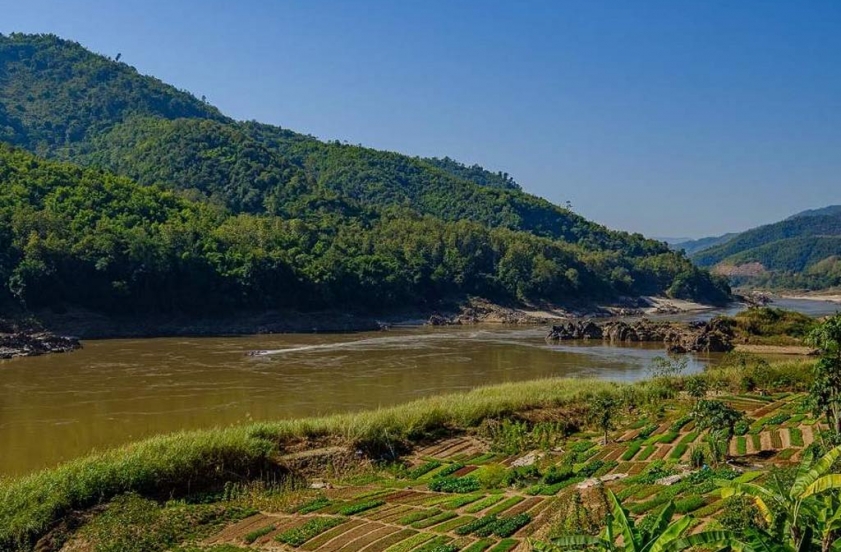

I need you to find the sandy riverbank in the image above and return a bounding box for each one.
[734,344,817,356]
[778,293,841,303]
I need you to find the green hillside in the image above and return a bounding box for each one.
[692,211,841,289]
[0,33,731,313]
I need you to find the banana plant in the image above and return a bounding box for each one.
[531,489,735,552]
[719,445,841,551]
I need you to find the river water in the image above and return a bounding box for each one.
[1,298,838,476]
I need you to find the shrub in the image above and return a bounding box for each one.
[719,497,766,536]
[503,465,541,488]
[542,465,574,485]
[475,464,507,489]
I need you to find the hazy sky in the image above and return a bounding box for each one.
[2,1,840,237]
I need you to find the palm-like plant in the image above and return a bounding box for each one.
[531,489,734,552]
[719,445,841,552]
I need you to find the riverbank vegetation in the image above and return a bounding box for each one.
[729,307,819,346]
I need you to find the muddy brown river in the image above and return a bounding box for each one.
[1,298,838,476]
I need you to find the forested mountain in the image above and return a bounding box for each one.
[788,205,841,220]
[693,211,841,289]
[0,33,731,314]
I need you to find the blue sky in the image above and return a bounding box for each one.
[2,1,840,237]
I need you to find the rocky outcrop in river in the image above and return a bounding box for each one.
[0,332,81,359]
[546,317,734,353]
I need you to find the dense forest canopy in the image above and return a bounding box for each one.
[0,33,731,313]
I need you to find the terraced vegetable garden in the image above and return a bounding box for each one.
[199,391,822,552]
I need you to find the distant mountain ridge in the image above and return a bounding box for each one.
[691,206,841,290]
[672,234,738,256]
[788,205,841,220]
[0,32,731,314]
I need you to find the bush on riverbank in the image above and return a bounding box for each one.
[731,307,818,345]
[0,358,813,551]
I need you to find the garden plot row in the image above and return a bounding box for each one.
[208,510,529,551]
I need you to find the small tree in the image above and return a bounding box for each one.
[590,392,620,445]
[807,314,841,439]
[686,374,709,403]
[693,399,743,465]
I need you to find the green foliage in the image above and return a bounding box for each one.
[533,490,735,552]
[275,517,345,547]
[673,496,705,514]
[737,307,817,337]
[719,445,841,550]
[621,442,642,461]
[414,539,459,552]
[243,524,275,544]
[790,428,804,447]
[590,391,621,444]
[337,499,384,516]
[405,461,442,480]
[807,314,841,437]
[385,532,435,552]
[0,33,225,154]
[718,496,766,537]
[464,495,505,513]
[296,497,330,514]
[456,513,531,538]
[434,463,465,478]
[484,419,573,455]
[503,465,541,488]
[427,476,481,494]
[410,511,457,529]
[690,445,707,468]
[693,400,744,438]
[71,493,256,552]
[421,156,520,191]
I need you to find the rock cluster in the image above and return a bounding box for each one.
[546,317,734,353]
[0,332,81,359]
